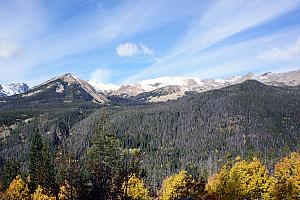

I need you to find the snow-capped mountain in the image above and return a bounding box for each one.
[1,69,299,103]
[89,69,300,102]
[0,83,29,97]
[22,73,108,104]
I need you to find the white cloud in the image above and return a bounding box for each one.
[258,37,300,60]
[116,43,139,57]
[116,42,154,57]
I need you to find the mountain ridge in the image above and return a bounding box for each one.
[1,69,299,103]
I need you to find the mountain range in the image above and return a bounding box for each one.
[1,69,299,103]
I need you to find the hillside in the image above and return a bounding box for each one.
[61,80,300,188]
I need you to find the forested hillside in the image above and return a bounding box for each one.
[63,80,300,188]
[1,80,300,199]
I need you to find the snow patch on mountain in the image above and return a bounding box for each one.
[0,83,29,96]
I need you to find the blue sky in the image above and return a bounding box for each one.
[0,0,300,86]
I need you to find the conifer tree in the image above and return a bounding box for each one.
[85,113,122,199]
[29,132,57,196]
[29,132,44,191]
[2,159,20,189]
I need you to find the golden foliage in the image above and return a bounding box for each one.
[32,185,55,200]
[206,157,273,200]
[206,166,229,199]
[122,174,151,200]
[270,152,300,200]
[4,175,31,200]
[158,170,197,200]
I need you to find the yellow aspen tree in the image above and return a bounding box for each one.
[122,174,151,200]
[228,157,272,199]
[271,152,300,200]
[4,175,31,200]
[206,157,273,200]
[206,166,230,200]
[158,170,197,200]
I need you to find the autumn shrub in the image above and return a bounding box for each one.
[158,170,203,200]
[270,152,300,200]
[122,174,151,200]
[206,157,273,200]
[4,175,31,200]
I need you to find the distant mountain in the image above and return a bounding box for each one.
[133,85,185,102]
[102,69,300,102]
[1,69,299,103]
[0,73,108,109]
[0,83,29,97]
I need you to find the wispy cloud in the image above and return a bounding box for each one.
[0,0,201,83]
[1,0,299,84]
[139,43,154,56]
[257,37,300,60]
[128,0,300,82]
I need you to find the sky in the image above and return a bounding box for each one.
[0,0,300,86]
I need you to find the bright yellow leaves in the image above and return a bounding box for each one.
[32,185,55,200]
[4,175,31,200]
[3,176,70,200]
[270,152,300,200]
[122,174,151,200]
[158,170,196,200]
[206,157,273,200]
[206,153,300,200]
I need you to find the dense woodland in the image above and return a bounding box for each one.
[0,80,300,199]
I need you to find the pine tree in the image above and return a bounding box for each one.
[42,141,58,197]
[29,132,44,191]
[85,113,122,199]
[28,132,57,196]
[2,159,20,189]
